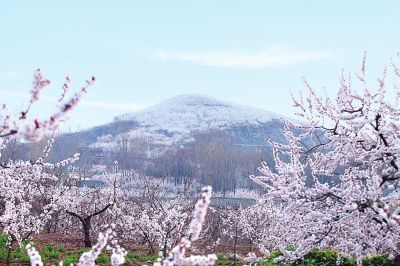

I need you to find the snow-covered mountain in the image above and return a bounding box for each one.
[103,94,282,145]
[115,94,281,129]
[87,95,281,147]
[59,94,289,153]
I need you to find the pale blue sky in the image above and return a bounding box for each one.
[0,1,399,130]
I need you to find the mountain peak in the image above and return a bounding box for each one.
[161,94,230,107]
[110,94,283,145]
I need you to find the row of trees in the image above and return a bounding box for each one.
[18,120,272,194]
[107,131,269,194]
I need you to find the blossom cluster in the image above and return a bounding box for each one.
[0,69,95,254]
[156,186,217,266]
[251,53,400,265]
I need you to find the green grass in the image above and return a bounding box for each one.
[215,253,240,265]
[40,244,61,261]
[0,247,7,261]
[362,254,394,266]
[0,234,8,248]
[258,258,290,266]
[125,252,160,264]
[258,249,399,266]
[63,253,80,265]
[62,248,90,265]
[143,254,159,262]
[64,251,158,265]
[95,253,110,265]
[12,246,30,263]
[216,253,230,265]
[58,244,65,253]
[125,251,141,262]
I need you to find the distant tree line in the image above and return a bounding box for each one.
[9,130,274,194]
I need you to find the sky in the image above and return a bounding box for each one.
[0,0,399,131]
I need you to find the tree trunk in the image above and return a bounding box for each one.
[233,224,238,266]
[66,204,111,249]
[144,236,155,255]
[83,218,92,248]
[162,239,168,258]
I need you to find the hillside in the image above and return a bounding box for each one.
[88,94,286,148]
[48,94,292,171]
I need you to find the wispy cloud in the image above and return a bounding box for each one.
[157,48,331,68]
[0,91,148,111]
